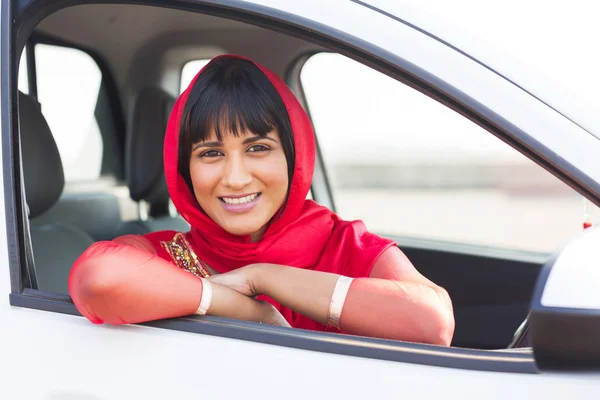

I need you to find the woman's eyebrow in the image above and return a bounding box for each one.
[242,136,278,145]
[192,141,222,151]
[192,136,278,151]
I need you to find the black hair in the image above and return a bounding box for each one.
[178,57,295,209]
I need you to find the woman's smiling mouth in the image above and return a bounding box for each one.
[219,193,262,213]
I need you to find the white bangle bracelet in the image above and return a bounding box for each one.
[327,276,354,329]
[194,278,213,316]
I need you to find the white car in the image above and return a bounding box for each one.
[2,1,600,399]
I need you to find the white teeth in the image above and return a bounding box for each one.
[222,193,258,205]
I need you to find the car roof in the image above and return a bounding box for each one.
[35,4,323,90]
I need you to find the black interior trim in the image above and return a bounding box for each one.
[396,236,544,348]
[393,235,550,264]
[530,255,600,369]
[2,0,25,294]
[4,0,596,373]
[9,290,538,374]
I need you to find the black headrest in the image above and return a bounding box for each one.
[127,87,175,206]
[19,92,65,218]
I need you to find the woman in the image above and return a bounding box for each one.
[69,55,454,345]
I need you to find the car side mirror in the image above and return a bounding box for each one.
[530,225,600,369]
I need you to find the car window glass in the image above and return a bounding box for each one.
[18,50,28,94]
[180,59,211,93]
[35,43,103,182]
[301,53,585,253]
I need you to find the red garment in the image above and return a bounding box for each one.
[70,54,395,331]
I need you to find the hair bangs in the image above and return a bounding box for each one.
[183,62,282,144]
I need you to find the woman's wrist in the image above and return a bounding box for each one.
[194,278,212,315]
[249,263,276,297]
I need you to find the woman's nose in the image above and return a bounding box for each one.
[221,155,252,189]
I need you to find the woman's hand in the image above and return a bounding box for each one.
[208,265,290,328]
[208,264,262,297]
[213,263,340,327]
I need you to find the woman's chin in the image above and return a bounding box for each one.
[222,223,266,239]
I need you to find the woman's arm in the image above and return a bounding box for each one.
[68,238,289,327]
[211,247,454,345]
[337,247,454,345]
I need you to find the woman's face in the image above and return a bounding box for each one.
[189,127,289,241]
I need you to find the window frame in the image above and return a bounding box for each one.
[8,0,600,374]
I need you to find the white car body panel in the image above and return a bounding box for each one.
[2,295,600,399]
[2,0,600,398]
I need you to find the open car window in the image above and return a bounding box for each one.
[301,52,588,254]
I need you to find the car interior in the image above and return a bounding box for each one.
[16,3,548,350]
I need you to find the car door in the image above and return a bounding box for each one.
[2,1,600,399]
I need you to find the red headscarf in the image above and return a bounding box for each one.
[147,54,394,331]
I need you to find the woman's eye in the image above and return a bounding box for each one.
[199,150,222,158]
[247,144,270,153]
